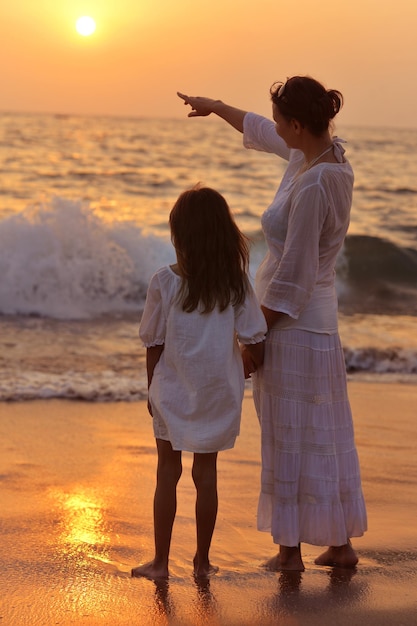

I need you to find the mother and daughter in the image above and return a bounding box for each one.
[132,74,367,580]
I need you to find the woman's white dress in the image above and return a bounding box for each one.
[244,113,367,547]
[139,266,267,453]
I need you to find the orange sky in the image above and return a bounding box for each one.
[2,0,417,127]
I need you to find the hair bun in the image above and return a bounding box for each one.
[271,76,343,136]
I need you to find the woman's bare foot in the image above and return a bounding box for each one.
[193,555,219,578]
[315,541,358,569]
[131,560,169,580]
[263,546,305,572]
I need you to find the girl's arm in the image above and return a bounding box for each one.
[244,341,265,368]
[177,92,247,133]
[146,344,164,386]
[240,341,265,379]
[146,344,164,415]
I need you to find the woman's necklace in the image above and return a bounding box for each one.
[299,144,334,175]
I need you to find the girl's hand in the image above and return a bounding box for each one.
[177,92,218,117]
[147,398,153,417]
[240,345,257,379]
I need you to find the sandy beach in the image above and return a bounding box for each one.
[1,381,417,625]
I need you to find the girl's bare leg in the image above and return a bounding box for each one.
[315,540,358,568]
[132,439,182,579]
[263,544,305,572]
[192,452,219,578]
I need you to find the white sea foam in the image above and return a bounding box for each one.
[0,197,175,319]
[0,369,148,402]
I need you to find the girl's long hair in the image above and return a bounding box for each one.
[169,185,250,313]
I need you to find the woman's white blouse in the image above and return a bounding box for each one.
[243,112,354,334]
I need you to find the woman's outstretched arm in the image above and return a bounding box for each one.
[177,92,247,133]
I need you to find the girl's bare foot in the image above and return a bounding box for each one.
[193,555,219,578]
[263,545,305,572]
[131,560,169,580]
[315,541,358,569]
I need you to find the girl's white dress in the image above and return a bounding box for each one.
[244,113,367,547]
[139,266,266,453]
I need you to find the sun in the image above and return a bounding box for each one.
[75,16,96,37]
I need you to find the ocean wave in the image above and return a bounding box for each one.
[343,234,417,284]
[0,371,148,402]
[0,197,174,319]
[336,235,417,315]
[344,346,417,374]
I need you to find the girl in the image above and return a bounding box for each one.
[132,185,266,580]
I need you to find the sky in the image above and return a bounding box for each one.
[2,0,417,128]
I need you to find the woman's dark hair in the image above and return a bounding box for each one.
[270,76,343,136]
[169,185,250,313]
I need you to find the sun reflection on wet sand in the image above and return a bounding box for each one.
[46,487,133,621]
[52,488,111,564]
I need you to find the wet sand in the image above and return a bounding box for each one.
[1,382,417,625]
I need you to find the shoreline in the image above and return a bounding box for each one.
[1,381,417,625]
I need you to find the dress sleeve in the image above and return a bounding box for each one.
[235,282,267,344]
[262,181,328,318]
[243,112,291,160]
[139,272,166,347]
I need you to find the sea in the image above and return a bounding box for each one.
[0,112,416,401]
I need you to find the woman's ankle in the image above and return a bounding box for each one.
[314,541,358,568]
[263,545,305,572]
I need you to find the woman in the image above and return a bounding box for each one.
[177,76,367,572]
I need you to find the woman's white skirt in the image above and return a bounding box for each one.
[252,328,367,547]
